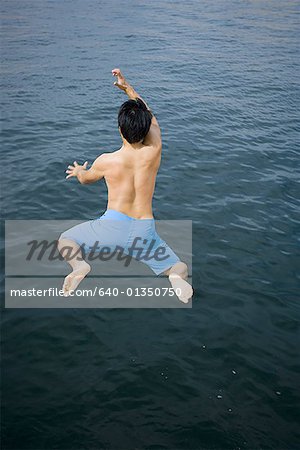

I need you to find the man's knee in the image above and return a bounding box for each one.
[57,235,78,254]
[167,261,188,279]
[58,234,77,246]
[58,235,69,250]
[58,231,70,242]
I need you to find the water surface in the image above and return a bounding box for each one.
[1,0,299,448]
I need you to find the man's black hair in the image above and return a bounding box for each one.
[118,98,153,144]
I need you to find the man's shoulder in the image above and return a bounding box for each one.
[93,150,125,172]
[94,152,116,165]
[139,143,162,163]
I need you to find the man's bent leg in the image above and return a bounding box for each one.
[164,262,193,304]
[58,238,91,297]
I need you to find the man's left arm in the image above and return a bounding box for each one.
[65,155,106,184]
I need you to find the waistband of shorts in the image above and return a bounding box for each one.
[100,209,154,221]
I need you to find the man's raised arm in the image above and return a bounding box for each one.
[112,68,161,149]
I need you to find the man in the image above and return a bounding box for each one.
[58,69,193,303]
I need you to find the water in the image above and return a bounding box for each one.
[1,0,299,448]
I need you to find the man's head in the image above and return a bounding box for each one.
[118,98,152,144]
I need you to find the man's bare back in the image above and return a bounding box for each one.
[101,145,161,218]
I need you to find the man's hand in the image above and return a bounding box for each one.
[65,161,88,180]
[112,68,128,91]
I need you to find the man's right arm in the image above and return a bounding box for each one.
[112,68,162,149]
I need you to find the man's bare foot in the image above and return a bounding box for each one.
[63,262,91,297]
[169,273,193,304]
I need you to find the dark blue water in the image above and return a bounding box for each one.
[1,0,299,449]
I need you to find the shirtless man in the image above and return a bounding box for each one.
[58,69,193,303]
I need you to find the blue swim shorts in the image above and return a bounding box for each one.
[60,209,180,275]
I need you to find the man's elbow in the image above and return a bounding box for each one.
[155,139,162,151]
